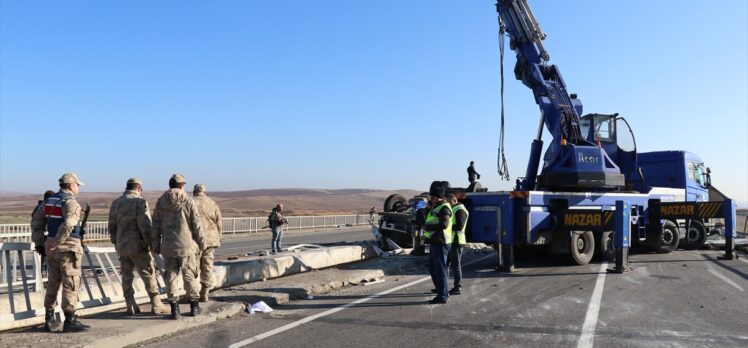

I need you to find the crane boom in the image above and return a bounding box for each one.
[497,0,625,191]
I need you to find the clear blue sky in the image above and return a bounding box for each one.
[1,1,746,204]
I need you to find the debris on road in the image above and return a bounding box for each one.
[245,301,273,314]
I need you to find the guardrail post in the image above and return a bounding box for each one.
[718,198,737,260]
[608,201,632,273]
[5,250,16,314]
[17,249,32,311]
[34,251,43,292]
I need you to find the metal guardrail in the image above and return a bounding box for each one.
[0,214,379,304]
[0,244,167,330]
[0,214,378,243]
[1,243,43,321]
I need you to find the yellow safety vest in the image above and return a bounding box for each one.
[423,202,453,244]
[451,203,469,245]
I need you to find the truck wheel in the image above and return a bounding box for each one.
[683,220,707,250]
[570,231,595,265]
[383,194,406,212]
[654,220,679,254]
[596,231,615,261]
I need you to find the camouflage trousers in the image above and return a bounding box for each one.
[164,254,200,302]
[120,250,160,299]
[44,250,81,313]
[199,247,215,289]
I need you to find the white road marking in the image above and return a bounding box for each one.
[576,262,608,348]
[228,253,496,347]
[738,257,748,265]
[707,266,745,292]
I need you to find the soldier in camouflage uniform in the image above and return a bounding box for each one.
[192,183,222,302]
[30,190,55,256]
[108,178,169,315]
[152,174,205,319]
[31,173,90,332]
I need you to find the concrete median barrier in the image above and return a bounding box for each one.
[212,244,377,289]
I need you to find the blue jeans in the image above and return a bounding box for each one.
[271,226,283,252]
[448,245,463,289]
[428,244,451,302]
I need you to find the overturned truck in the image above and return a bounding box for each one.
[376,182,487,254]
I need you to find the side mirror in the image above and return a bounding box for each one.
[706,167,711,174]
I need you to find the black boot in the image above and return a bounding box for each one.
[170,302,181,320]
[62,312,91,332]
[44,308,58,332]
[190,301,202,316]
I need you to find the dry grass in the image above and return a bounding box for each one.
[0,188,421,224]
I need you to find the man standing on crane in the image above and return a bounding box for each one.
[467,161,481,184]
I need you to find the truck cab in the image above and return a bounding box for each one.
[636,150,717,249]
[636,151,711,202]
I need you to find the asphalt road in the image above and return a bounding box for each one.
[138,248,748,348]
[215,226,374,257]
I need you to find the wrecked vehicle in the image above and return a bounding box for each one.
[375,182,487,254]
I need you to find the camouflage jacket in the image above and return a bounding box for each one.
[193,193,222,248]
[108,190,152,257]
[30,189,82,254]
[30,201,47,247]
[152,188,205,258]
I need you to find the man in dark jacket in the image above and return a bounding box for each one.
[467,161,481,184]
[268,204,287,254]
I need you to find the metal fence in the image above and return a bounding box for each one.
[0,214,377,243]
[0,243,166,330]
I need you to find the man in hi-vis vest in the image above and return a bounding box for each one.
[447,193,469,295]
[423,181,453,304]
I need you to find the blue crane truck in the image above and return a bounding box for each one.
[464,0,738,269]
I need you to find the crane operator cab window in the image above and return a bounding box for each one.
[580,114,616,143]
[580,114,636,153]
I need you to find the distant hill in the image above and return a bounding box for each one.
[0,188,421,223]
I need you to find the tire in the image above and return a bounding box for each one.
[596,231,615,261]
[653,220,679,254]
[467,182,482,192]
[570,231,595,265]
[383,194,406,212]
[682,220,707,250]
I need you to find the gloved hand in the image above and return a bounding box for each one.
[477,174,481,180]
[35,245,46,256]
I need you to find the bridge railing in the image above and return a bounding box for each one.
[0,214,378,243]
